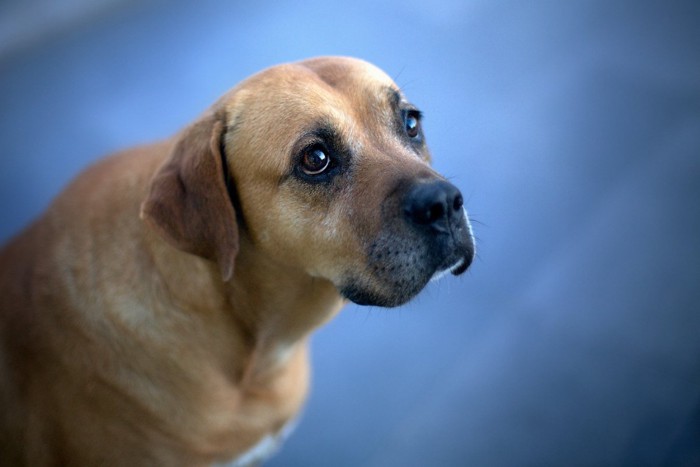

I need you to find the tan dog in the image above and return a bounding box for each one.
[0,56,474,466]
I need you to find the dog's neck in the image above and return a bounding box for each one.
[146,228,344,384]
[226,233,345,382]
[231,234,343,353]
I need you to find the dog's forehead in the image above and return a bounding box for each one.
[235,57,401,116]
[223,57,408,150]
[298,56,397,90]
[221,57,422,179]
[298,57,406,115]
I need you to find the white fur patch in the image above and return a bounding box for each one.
[226,434,278,467]
[216,419,298,467]
[465,207,476,254]
[429,256,467,283]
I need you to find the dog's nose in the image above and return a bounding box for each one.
[403,180,464,232]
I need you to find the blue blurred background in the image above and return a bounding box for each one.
[1,0,699,465]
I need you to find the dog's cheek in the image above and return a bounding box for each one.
[342,236,433,307]
[253,192,357,277]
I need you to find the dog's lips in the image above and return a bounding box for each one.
[450,254,471,276]
[339,190,475,307]
[430,251,472,282]
[430,214,475,281]
[447,257,466,276]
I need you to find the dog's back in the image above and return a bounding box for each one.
[0,144,176,464]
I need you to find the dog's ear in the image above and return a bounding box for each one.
[140,112,238,281]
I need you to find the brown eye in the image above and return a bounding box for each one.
[301,147,330,175]
[405,112,421,139]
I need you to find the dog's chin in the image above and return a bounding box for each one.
[339,251,473,308]
[338,264,439,308]
[339,282,417,308]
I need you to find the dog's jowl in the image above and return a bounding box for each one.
[0,57,474,466]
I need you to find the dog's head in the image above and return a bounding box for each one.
[142,57,474,307]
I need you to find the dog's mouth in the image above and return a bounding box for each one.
[431,219,476,281]
[430,252,472,282]
[337,177,475,308]
[339,222,474,308]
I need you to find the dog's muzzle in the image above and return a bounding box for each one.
[341,179,475,307]
[402,179,475,275]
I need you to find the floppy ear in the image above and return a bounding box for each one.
[140,112,238,281]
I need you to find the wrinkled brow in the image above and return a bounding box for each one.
[386,87,402,109]
[385,87,420,114]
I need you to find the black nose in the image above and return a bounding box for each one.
[403,180,464,232]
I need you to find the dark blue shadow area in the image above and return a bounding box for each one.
[1,1,699,465]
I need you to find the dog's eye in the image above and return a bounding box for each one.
[300,147,331,176]
[405,111,421,139]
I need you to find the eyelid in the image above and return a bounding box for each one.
[402,107,423,120]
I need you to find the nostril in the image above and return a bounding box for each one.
[453,193,463,212]
[426,203,445,224]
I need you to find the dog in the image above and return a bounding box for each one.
[0,56,474,466]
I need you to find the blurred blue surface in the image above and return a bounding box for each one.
[1,0,699,465]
